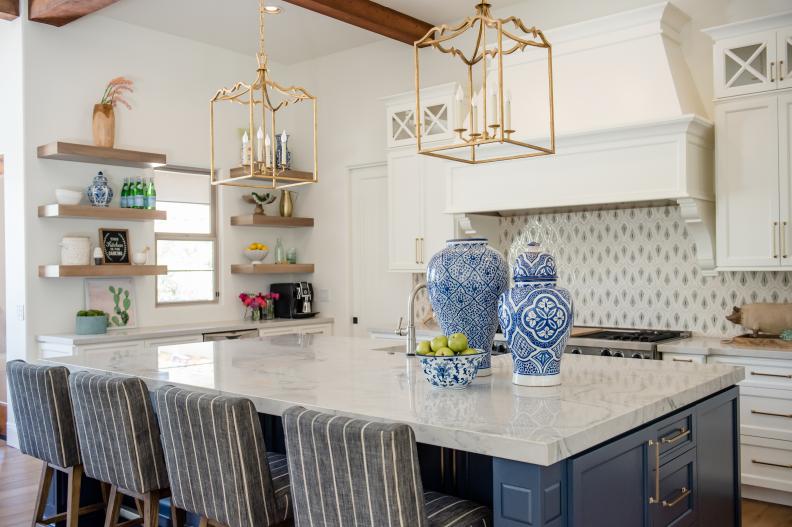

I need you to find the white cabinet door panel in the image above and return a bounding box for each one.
[388,150,424,272]
[780,92,792,267]
[714,30,777,98]
[421,156,454,266]
[778,28,792,91]
[716,95,780,268]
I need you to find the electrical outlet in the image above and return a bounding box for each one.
[318,288,330,302]
[16,304,24,321]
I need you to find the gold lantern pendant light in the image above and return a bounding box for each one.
[210,1,318,188]
[414,2,555,164]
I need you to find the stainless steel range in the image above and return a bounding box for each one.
[565,329,691,360]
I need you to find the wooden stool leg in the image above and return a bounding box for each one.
[170,503,185,527]
[143,490,161,527]
[198,518,209,527]
[104,486,122,527]
[66,465,83,527]
[32,464,54,526]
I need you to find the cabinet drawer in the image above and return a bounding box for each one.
[709,356,792,390]
[651,449,697,527]
[656,410,695,459]
[662,353,706,365]
[742,393,792,442]
[742,441,792,493]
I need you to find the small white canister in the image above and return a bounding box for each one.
[60,236,91,265]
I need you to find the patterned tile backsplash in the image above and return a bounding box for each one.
[416,205,792,337]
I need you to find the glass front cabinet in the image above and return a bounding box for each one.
[385,83,457,148]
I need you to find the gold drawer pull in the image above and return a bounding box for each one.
[750,371,792,379]
[662,487,691,508]
[752,459,792,469]
[661,428,690,445]
[751,409,792,419]
[672,358,693,363]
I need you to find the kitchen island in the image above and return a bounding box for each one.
[40,334,744,527]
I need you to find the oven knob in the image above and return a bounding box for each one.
[601,349,612,357]
[613,351,624,358]
[570,348,582,355]
[631,353,644,359]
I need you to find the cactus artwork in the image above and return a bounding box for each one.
[109,285,132,327]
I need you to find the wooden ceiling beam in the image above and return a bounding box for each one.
[28,0,121,27]
[0,0,19,21]
[282,0,434,45]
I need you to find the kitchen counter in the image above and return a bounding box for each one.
[37,317,334,346]
[40,334,742,466]
[659,335,792,360]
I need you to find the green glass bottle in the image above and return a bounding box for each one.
[144,178,156,210]
[120,178,129,208]
[134,177,144,209]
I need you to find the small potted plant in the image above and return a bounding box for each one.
[75,309,109,335]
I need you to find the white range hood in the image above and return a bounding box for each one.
[445,2,716,274]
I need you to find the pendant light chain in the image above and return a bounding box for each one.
[258,0,267,66]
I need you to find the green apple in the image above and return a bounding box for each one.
[416,341,432,355]
[430,335,448,352]
[460,348,479,356]
[448,333,469,353]
[437,347,455,357]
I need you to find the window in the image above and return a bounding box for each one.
[154,169,218,305]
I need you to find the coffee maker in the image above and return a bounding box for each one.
[270,282,317,319]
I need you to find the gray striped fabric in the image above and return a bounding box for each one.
[155,385,291,527]
[6,360,80,469]
[69,371,170,494]
[282,406,492,527]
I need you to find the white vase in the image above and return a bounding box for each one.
[60,237,91,265]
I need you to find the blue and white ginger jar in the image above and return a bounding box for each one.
[498,242,573,386]
[86,171,114,207]
[426,238,509,377]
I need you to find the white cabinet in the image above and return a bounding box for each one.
[385,83,456,148]
[715,94,782,268]
[708,18,792,99]
[258,322,333,337]
[387,149,454,272]
[144,335,204,352]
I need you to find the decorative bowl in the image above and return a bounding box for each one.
[131,252,148,265]
[244,249,269,264]
[418,349,487,389]
[56,188,82,205]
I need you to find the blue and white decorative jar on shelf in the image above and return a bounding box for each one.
[426,238,508,377]
[86,171,113,207]
[498,242,573,386]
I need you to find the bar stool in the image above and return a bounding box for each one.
[283,406,492,527]
[68,371,181,527]
[154,385,292,527]
[7,360,105,527]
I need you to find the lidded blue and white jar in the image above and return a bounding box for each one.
[498,242,573,386]
[427,238,508,377]
[86,171,114,207]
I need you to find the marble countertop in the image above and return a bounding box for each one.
[39,335,743,466]
[659,336,792,360]
[37,317,334,346]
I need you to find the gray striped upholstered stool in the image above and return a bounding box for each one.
[69,371,182,527]
[283,406,492,527]
[154,385,292,527]
[6,360,105,527]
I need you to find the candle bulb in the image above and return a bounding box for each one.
[455,85,465,130]
[256,126,264,163]
[489,87,498,127]
[471,98,478,135]
[241,131,250,166]
[505,90,512,131]
[264,133,272,167]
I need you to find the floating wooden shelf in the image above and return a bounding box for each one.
[230,215,313,228]
[38,204,167,221]
[39,265,167,278]
[230,263,314,274]
[37,142,166,168]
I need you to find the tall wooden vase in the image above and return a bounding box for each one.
[92,104,115,148]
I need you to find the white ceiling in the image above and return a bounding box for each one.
[99,0,527,64]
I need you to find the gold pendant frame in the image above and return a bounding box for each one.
[210,3,318,189]
[414,2,555,164]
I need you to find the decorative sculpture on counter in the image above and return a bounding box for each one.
[426,238,508,377]
[727,303,792,336]
[243,191,276,215]
[498,242,573,386]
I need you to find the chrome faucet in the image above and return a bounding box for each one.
[397,282,426,356]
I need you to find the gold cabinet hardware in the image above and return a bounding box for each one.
[783,221,788,258]
[750,370,792,379]
[415,238,420,265]
[752,459,792,469]
[751,409,792,418]
[662,487,691,508]
[419,237,424,264]
[648,439,660,504]
[771,61,776,82]
[672,358,693,363]
[782,60,786,81]
[661,428,690,445]
[774,222,779,259]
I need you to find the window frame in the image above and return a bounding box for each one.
[154,172,219,307]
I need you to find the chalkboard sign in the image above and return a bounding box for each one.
[99,228,130,264]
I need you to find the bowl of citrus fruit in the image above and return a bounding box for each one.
[244,243,269,264]
[416,333,486,389]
